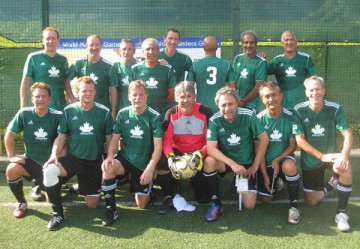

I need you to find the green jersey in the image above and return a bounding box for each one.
[131,62,176,116]
[159,50,193,83]
[233,53,267,110]
[7,107,62,164]
[23,51,68,110]
[110,59,138,110]
[292,100,349,170]
[257,108,294,166]
[207,108,266,165]
[268,51,317,110]
[114,106,163,170]
[187,56,235,113]
[67,58,115,109]
[59,102,113,160]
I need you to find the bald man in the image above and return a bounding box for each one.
[187,36,235,113]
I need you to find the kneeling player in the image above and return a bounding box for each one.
[101,80,162,226]
[257,82,300,224]
[5,82,61,218]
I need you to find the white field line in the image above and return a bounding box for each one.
[1,197,360,207]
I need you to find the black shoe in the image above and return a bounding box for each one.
[31,185,45,201]
[158,196,173,215]
[47,214,64,231]
[102,207,119,226]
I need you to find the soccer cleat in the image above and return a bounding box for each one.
[158,196,173,215]
[31,185,45,201]
[47,214,64,231]
[288,207,301,224]
[13,203,27,218]
[335,213,350,232]
[205,201,223,222]
[328,176,339,193]
[102,207,119,226]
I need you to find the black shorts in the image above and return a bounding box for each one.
[221,164,257,192]
[115,154,152,195]
[58,154,103,196]
[18,158,44,187]
[257,156,296,197]
[302,162,333,192]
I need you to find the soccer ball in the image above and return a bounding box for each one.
[169,153,197,180]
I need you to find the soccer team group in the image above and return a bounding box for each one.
[4,27,353,232]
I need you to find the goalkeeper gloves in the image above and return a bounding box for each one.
[191,150,204,171]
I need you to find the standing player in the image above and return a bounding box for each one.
[159,28,193,83]
[20,27,75,110]
[67,34,116,115]
[233,30,267,112]
[101,80,162,226]
[268,31,317,110]
[156,81,213,214]
[5,82,62,218]
[110,39,140,117]
[204,87,269,221]
[293,76,353,232]
[187,36,235,113]
[131,38,176,117]
[257,82,301,224]
[43,76,113,231]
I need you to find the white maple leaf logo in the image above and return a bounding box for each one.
[227,133,241,145]
[146,77,158,88]
[130,125,143,138]
[34,127,48,140]
[79,122,94,134]
[311,124,325,136]
[240,68,248,78]
[270,129,282,141]
[89,73,98,84]
[48,66,60,77]
[285,66,296,76]
[122,76,130,86]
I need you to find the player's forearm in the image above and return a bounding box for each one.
[242,81,262,104]
[20,77,30,108]
[64,79,76,103]
[253,133,269,168]
[274,139,296,162]
[208,144,235,167]
[4,131,16,158]
[341,129,353,160]
[147,139,162,170]
[50,135,66,159]
[110,87,118,119]
[296,135,323,160]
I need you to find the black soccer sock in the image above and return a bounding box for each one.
[204,171,221,204]
[157,172,176,198]
[190,171,210,204]
[102,178,117,210]
[45,182,63,216]
[336,182,352,214]
[285,173,300,208]
[8,178,26,204]
[323,182,334,195]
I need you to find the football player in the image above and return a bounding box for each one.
[20,27,75,110]
[293,76,353,232]
[43,76,113,231]
[156,81,213,214]
[268,31,317,110]
[233,30,267,112]
[101,80,162,226]
[67,34,116,115]
[257,81,301,224]
[131,38,176,118]
[159,28,193,84]
[5,82,62,218]
[204,87,269,221]
[187,36,236,113]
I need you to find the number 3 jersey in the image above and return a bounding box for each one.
[187,56,235,113]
